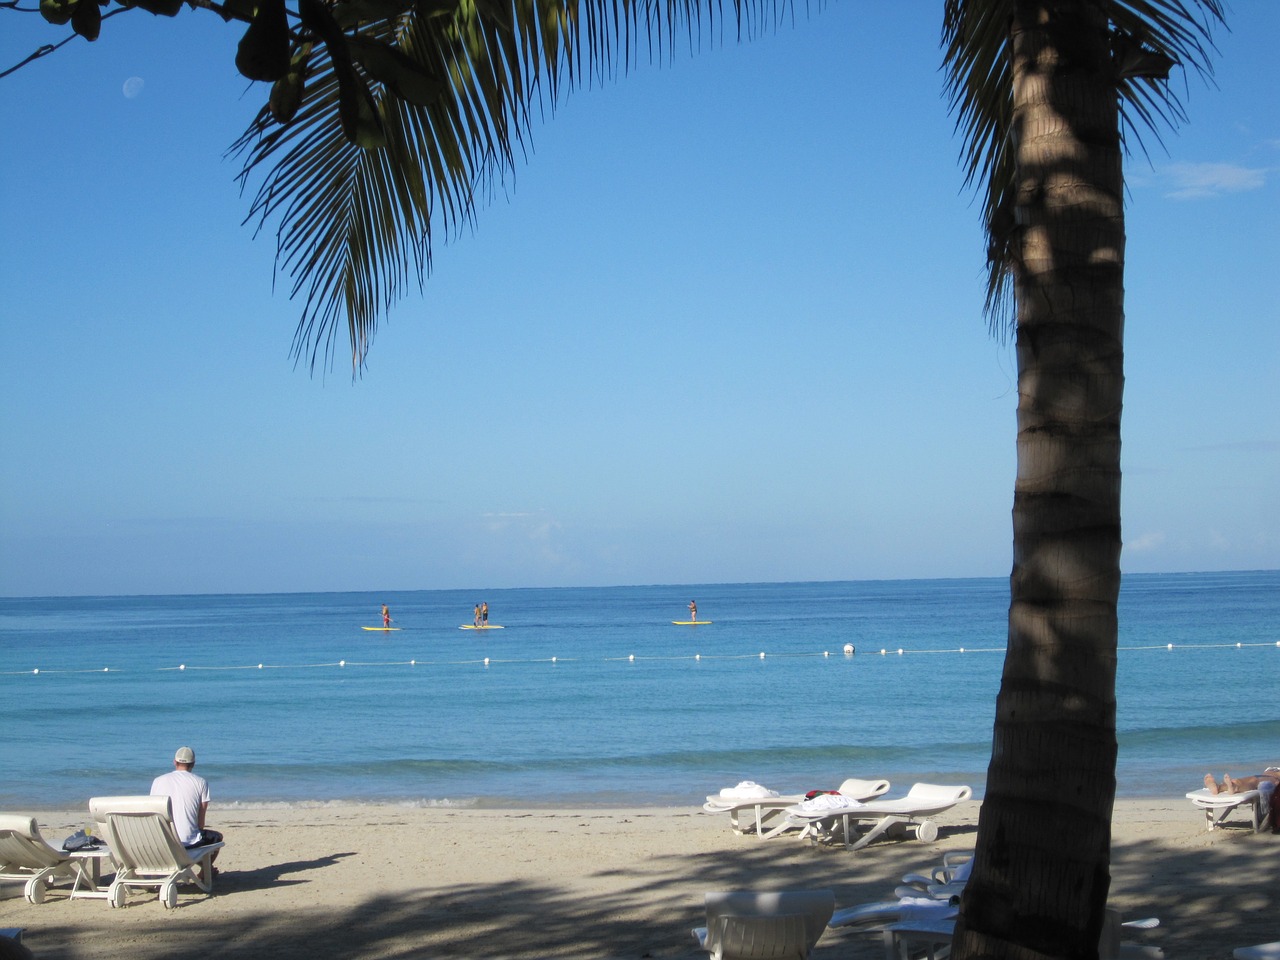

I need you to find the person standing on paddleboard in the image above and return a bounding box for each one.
[481,601,489,626]
[381,604,391,627]
[688,600,697,622]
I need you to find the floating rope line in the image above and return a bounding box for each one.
[2,640,1274,678]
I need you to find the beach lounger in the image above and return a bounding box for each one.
[894,851,973,901]
[1184,787,1266,832]
[878,908,1160,960]
[704,779,890,836]
[829,897,958,933]
[89,795,223,909]
[694,890,835,960]
[0,814,81,903]
[764,783,973,850]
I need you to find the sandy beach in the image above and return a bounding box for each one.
[1,797,1274,959]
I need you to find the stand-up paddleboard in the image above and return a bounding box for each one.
[672,620,712,625]
[362,626,401,631]
[460,624,504,630]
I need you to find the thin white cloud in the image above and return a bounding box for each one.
[1126,531,1166,553]
[1162,161,1269,199]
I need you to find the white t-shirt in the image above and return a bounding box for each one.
[150,769,210,845]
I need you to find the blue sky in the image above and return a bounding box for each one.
[1,3,1276,597]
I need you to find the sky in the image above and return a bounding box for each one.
[1,3,1276,597]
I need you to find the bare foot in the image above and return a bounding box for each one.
[1204,773,1220,795]
[1223,774,1237,794]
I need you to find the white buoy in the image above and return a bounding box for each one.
[1236,642,1242,648]
[695,654,701,661]
[959,647,965,653]
[179,664,186,671]
[897,648,904,655]
[759,652,766,659]
[33,668,38,674]
[1167,643,1173,650]
[410,660,416,666]
[484,657,490,666]
[842,643,854,656]
[629,654,635,661]
[259,663,265,669]
[338,661,344,667]
[551,656,557,663]
[880,649,887,656]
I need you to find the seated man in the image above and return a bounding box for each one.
[151,746,223,867]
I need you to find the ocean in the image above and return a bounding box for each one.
[1,571,1275,810]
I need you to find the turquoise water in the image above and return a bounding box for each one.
[1,572,1275,808]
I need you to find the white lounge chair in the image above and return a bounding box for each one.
[704,779,891,836]
[694,890,835,960]
[829,897,958,933]
[1185,787,1267,832]
[0,814,81,903]
[89,795,224,909]
[894,851,973,901]
[765,783,974,850]
[880,907,1160,960]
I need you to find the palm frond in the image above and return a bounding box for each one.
[232,0,790,373]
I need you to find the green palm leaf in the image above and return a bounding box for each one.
[232,0,794,372]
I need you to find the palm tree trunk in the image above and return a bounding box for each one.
[952,3,1124,959]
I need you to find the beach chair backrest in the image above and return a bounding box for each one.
[704,891,835,960]
[90,795,191,874]
[0,815,63,871]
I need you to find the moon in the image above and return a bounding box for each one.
[122,76,145,99]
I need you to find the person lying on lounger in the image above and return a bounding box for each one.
[1202,768,1279,795]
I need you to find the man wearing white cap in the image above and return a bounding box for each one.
[150,746,222,863]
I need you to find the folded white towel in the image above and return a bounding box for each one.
[719,781,779,800]
[795,793,863,813]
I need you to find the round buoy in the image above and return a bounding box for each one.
[179,664,186,671]
[483,657,490,666]
[843,643,855,656]
[759,652,766,659]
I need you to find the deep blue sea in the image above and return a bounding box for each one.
[1,572,1275,810]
